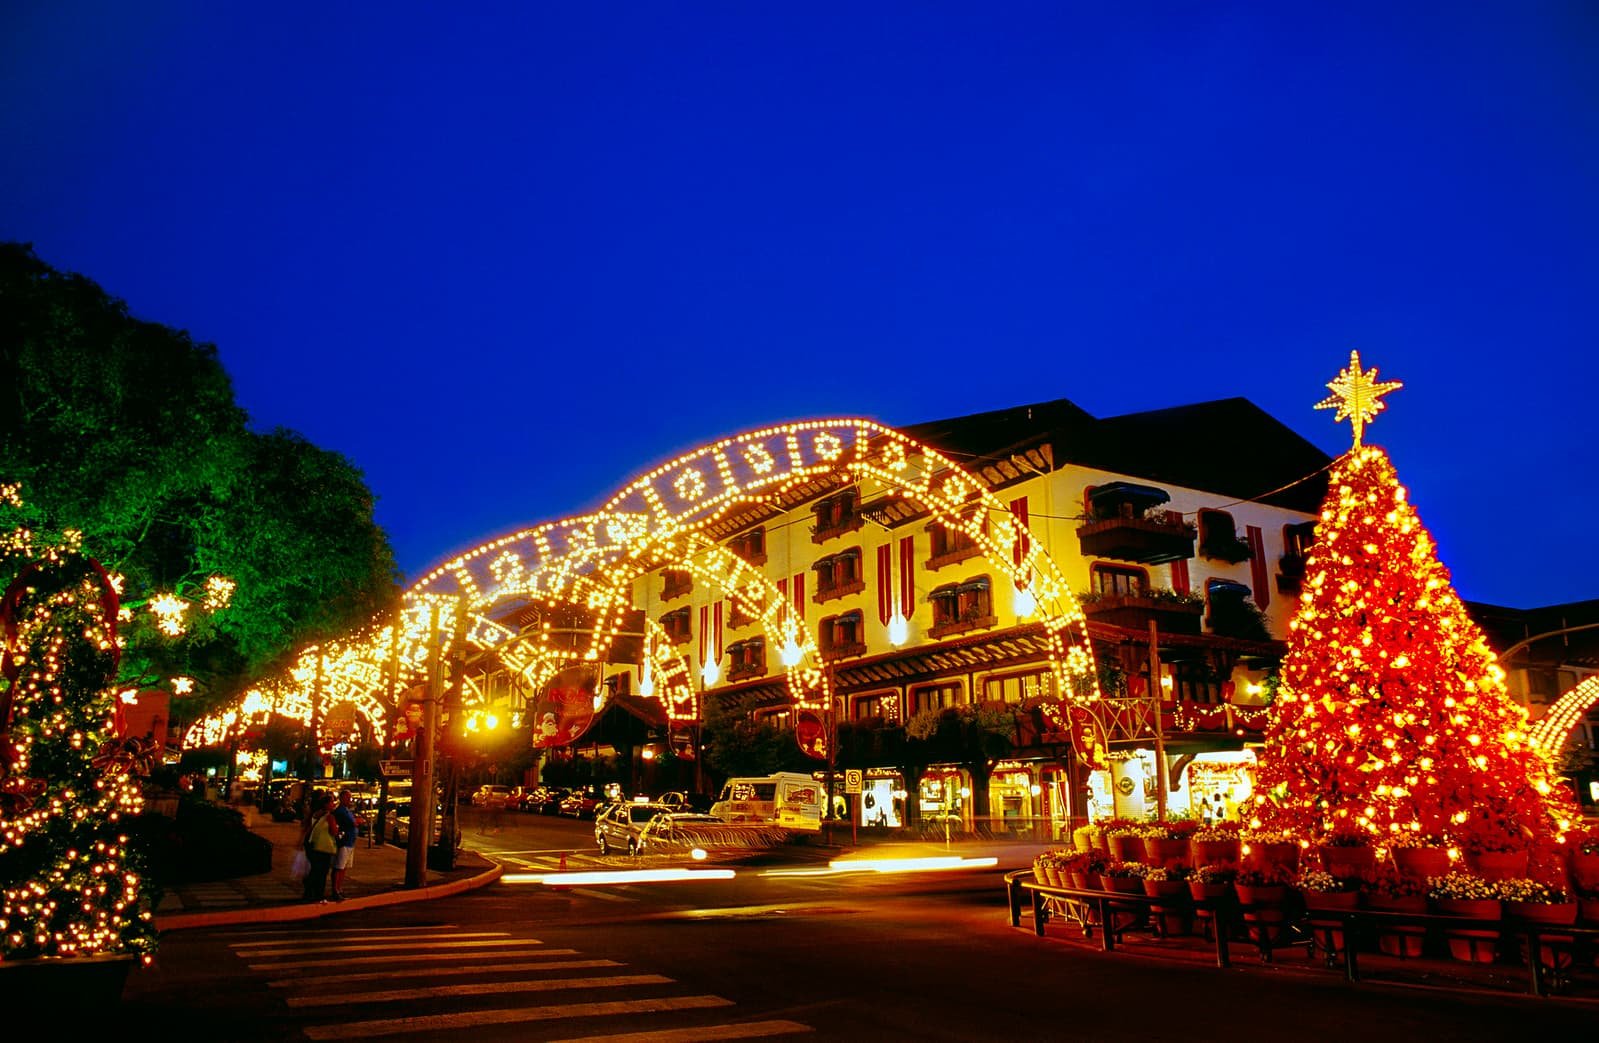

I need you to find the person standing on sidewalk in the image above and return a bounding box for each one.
[331,787,359,901]
[301,792,339,903]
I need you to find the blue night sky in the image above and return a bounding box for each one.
[3,5,1595,608]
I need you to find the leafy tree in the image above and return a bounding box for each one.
[700,701,809,783]
[0,243,399,718]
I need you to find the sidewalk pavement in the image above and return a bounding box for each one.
[153,818,501,932]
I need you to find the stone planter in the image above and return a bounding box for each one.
[0,953,135,1011]
[1393,846,1450,880]
[1365,892,1427,957]
[1433,897,1501,963]
[1190,838,1241,868]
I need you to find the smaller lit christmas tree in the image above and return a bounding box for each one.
[0,487,155,965]
[1250,354,1579,872]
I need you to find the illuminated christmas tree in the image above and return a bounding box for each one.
[1250,354,1579,869]
[0,486,156,965]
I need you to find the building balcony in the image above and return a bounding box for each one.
[1076,512,1196,565]
[1079,592,1204,635]
[820,641,868,662]
[928,613,998,640]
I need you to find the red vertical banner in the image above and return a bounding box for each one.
[1170,558,1191,595]
[792,572,806,619]
[698,605,708,665]
[713,601,724,663]
[1009,496,1030,588]
[899,536,914,617]
[1246,525,1269,609]
[876,544,892,625]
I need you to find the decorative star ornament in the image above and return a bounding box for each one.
[1315,350,1402,448]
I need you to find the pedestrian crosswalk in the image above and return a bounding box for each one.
[227,923,812,1041]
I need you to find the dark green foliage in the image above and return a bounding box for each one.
[700,702,811,781]
[0,243,399,715]
[126,798,274,885]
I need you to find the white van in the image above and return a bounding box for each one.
[710,772,825,831]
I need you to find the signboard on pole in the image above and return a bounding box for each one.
[844,769,863,794]
[531,665,601,749]
[379,760,413,778]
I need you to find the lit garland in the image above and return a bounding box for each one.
[1250,359,1579,868]
[0,550,155,964]
[193,418,1104,755]
[1527,676,1599,757]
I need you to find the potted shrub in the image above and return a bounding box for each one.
[1390,832,1452,880]
[1189,820,1242,867]
[1428,871,1502,963]
[1235,861,1296,945]
[1141,818,1200,869]
[1070,851,1110,890]
[1242,829,1301,874]
[1297,868,1360,960]
[1317,825,1377,882]
[1499,877,1577,974]
[1032,849,1070,888]
[1143,865,1193,936]
[1361,866,1428,958]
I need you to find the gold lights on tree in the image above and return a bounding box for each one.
[1314,349,1403,448]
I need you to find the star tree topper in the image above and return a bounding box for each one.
[1315,350,1402,447]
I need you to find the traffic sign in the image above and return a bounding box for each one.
[844,769,863,794]
[379,759,413,778]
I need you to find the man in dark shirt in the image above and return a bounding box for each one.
[331,787,359,901]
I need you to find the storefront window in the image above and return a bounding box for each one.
[987,767,1033,835]
[859,774,904,828]
[919,769,968,828]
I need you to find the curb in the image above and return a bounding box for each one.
[153,859,504,933]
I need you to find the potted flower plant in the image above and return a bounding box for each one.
[1317,824,1376,882]
[1188,861,1238,940]
[1070,850,1109,890]
[1389,831,1452,880]
[1141,818,1200,869]
[1569,831,1599,898]
[1241,828,1301,875]
[1101,859,1151,932]
[1189,820,1242,867]
[1142,865,1193,936]
[1297,868,1360,960]
[1032,849,1071,888]
[1072,822,1108,856]
[1235,861,1296,945]
[1499,877,1577,974]
[1361,866,1428,958]
[1428,871,1502,963]
[1101,819,1149,864]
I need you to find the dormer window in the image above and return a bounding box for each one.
[928,575,996,638]
[819,610,866,659]
[661,569,693,601]
[726,637,767,681]
[811,490,864,543]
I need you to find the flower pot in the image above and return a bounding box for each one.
[1034,862,1060,888]
[1579,897,1599,926]
[1081,871,1104,891]
[1190,838,1240,867]
[1235,883,1289,945]
[1246,840,1300,874]
[1143,837,1190,869]
[1143,878,1191,935]
[1394,846,1451,880]
[1505,900,1578,972]
[1073,832,1098,854]
[1433,897,1501,963]
[1319,844,1376,882]
[1365,892,1427,957]
[1301,888,1359,955]
[1109,834,1146,863]
[1104,875,1147,931]
[1466,850,1527,882]
[1570,851,1599,894]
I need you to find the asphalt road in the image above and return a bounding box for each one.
[125,810,1599,1042]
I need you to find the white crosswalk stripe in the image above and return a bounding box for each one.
[234,925,812,1040]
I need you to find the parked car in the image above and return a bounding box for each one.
[594,801,671,856]
[471,784,516,808]
[559,789,602,819]
[388,799,464,848]
[521,786,568,814]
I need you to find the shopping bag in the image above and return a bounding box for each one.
[289,849,310,882]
